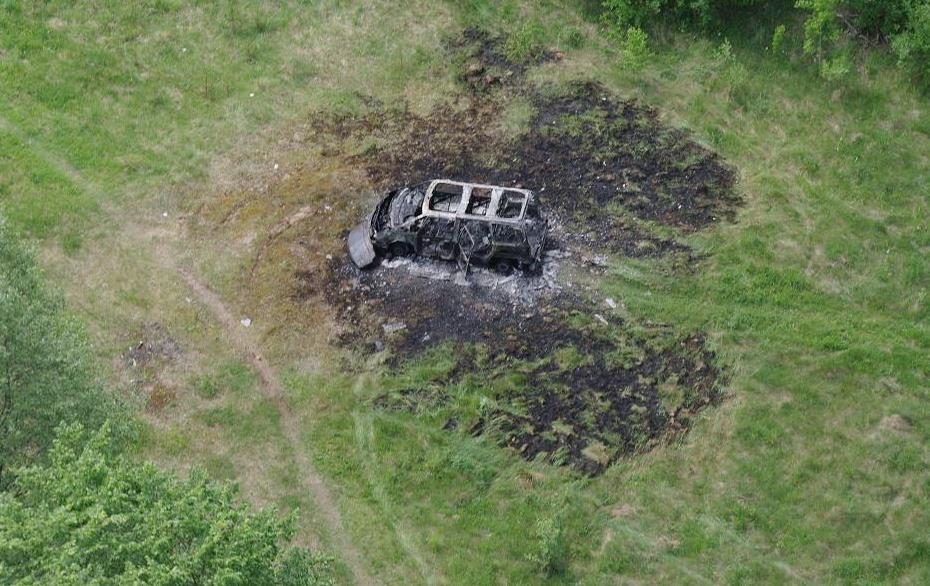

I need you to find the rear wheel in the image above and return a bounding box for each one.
[492,259,515,275]
[387,242,413,258]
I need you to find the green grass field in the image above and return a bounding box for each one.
[2,0,929,583]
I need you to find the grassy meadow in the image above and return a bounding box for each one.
[2,0,929,583]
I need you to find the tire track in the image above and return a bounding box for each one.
[169,267,376,586]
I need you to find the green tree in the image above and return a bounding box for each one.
[0,423,333,585]
[892,2,930,88]
[0,216,121,483]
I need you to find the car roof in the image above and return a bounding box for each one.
[422,179,534,223]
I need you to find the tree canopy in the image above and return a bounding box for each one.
[0,423,333,586]
[599,0,930,88]
[0,216,120,483]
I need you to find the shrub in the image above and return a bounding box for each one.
[505,21,547,62]
[526,516,568,576]
[621,26,652,70]
[0,216,125,484]
[601,0,664,29]
[892,2,930,89]
[771,23,787,54]
[0,423,334,585]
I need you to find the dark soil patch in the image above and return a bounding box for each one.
[146,383,177,413]
[312,33,739,257]
[320,255,555,357]
[450,27,559,92]
[371,387,450,414]
[123,322,182,368]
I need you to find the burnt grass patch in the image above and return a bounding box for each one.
[319,253,724,475]
[313,30,739,256]
[304,29,738,474]
[373,310,722,476]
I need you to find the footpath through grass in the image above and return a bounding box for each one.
[2,1,929,583]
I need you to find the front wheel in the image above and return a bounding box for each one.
[387,242,414,258]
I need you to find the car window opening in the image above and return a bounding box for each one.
[429,183,464,213]
[496,190,526,219]
[466,187,493,216]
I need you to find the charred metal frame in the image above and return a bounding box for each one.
[348,179,547,271]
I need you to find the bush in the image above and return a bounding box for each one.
[621,26,652,70]
[892,2,930,88]
[505,21,547,62]
[596,0,930,90]
[601,0,664,29]
[0,423,334,585]
[0,216,125,484]
[526,516,568,576]
[771,23,787,54]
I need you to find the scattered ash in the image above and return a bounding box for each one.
[320,249,567,359]
[123,322,182,368]
[319,250,724,476]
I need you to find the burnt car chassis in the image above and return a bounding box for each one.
[348,179,548,273]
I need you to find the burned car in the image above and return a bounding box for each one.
[348,179,548,273]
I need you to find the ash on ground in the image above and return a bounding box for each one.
[323,247,574,358]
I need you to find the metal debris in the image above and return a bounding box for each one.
[382,322,407,335]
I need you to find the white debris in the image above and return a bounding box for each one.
[594,314,609,325]
[494,275,516,287]
[240,318,252,328]
[583,254,609,267]
[605,297,617,309]
[273,163,279,170]
[382,322,407,335]
[162,212,168,217]
[249,92,255,97]
[382,258,412,269]
[185,297,192,304]
[325,254,333,260]
[453,272,471,287]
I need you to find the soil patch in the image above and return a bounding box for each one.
[320,251,565,357]
[451,27,559,92]
[122,322,182,368]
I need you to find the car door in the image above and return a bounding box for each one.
[417,216,459,260]
[491,223,528,257]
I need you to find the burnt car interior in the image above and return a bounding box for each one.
[349,180,547,270]
[496,190,526,218]
[465,187,493,215]
[428,183,463,213]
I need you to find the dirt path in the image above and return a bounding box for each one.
[173,268,376,586]
[1,114,376,586]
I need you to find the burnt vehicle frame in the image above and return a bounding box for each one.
[348,179,547,273]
